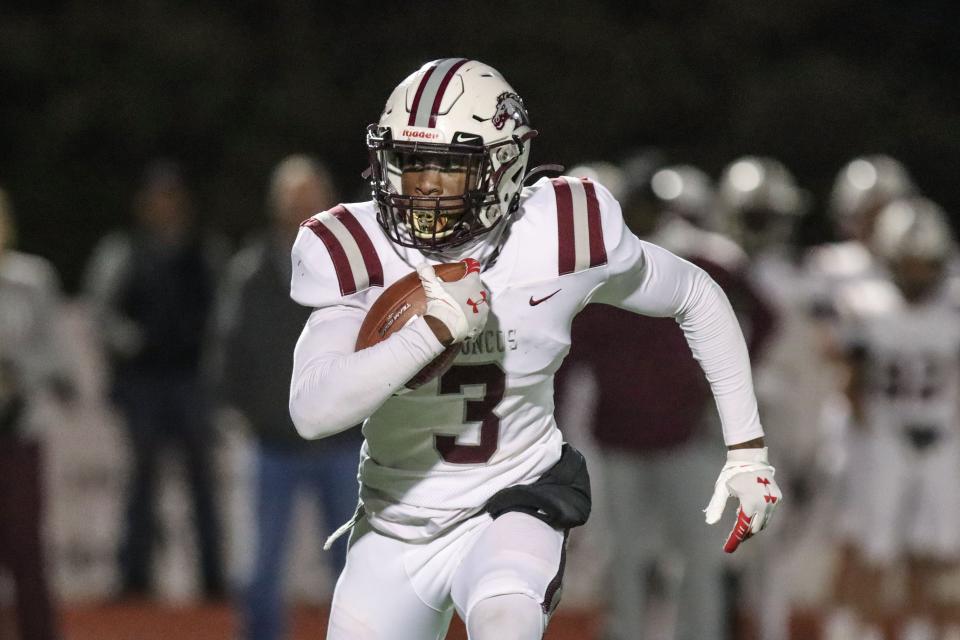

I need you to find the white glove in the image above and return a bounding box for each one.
[704,447,782,553]
[418,259,489,344]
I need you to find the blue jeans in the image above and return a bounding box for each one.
[242,439,360,640]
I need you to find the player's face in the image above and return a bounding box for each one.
[398,151,479,239]
[891,255,944,302]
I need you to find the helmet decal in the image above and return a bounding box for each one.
[408,58,469,128]
[492,92,529,130]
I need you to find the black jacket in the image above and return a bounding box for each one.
[217,234,361,451]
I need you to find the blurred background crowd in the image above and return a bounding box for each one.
[2,2,959,640]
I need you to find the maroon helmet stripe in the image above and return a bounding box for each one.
[583,180,608,267]
[302,218,357,296]
[428,58,469,127]
[331,206,384,287]
[553,178,576,275]
[407,63,437,126]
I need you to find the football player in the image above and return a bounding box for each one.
[842,198,960,640]
[717,156,820,640]
[806,154,916,320]
[805,156,917,640]
[287,59,782,640]
[557,159,777,640]
[717,157,818,498]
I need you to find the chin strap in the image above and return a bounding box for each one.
[523,164,565,186]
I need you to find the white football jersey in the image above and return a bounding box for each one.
[748,248,835,468]
[289,176,763,541]
[854,292,960,439]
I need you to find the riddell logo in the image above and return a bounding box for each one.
[401,129,440,140]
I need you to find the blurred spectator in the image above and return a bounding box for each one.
[558,159,776,640]
[83,160,225,599]
[213,155,361,640]
[0,186,72,640]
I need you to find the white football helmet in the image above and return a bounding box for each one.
[872,196,954,300]
[649,164,717,228]
[871,196,953,264]
[829,154,914,239]
[718,156,806,252]
[367,58,536,251]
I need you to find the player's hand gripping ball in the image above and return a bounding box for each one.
[355,259,488,389]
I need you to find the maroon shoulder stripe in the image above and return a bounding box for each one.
[553,178,576,275]
[302,217,357,296]
[331,206,384,288]
[407,63,437,126]
[428,58,469,127]
[582,179,608,268]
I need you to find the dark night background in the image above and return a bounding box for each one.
[2,0,958,291]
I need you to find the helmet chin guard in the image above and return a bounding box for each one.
[367,59,536,252]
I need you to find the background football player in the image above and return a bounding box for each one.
[287,59,782,640]
[839,198,960,640]
[717,156,834,640]
[805,155,919,640]
[557,158,776,640]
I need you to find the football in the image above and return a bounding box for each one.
[355,262,467,389]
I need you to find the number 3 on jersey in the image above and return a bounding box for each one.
[435,363,505,464]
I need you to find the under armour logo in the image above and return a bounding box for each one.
[757,477,778,504]
[467,291,488,314]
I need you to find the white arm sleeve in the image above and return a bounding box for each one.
[289,306,447,440]
[593,235,764,446]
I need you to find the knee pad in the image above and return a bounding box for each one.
[466,593,544,640]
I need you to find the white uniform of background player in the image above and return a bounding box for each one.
[287,59,782,640]
[842,198,960,640]
[807,156,918,640]
[847,284,960,564]
[717,157,823,640]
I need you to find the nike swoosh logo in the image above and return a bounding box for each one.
[529,289,561,306]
